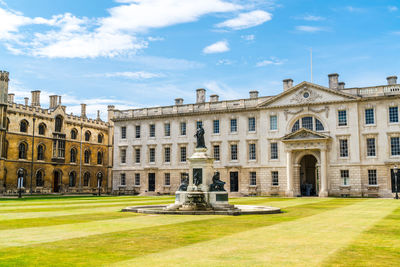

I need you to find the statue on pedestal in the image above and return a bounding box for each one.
[209,172,226,191]
[178,174,189,191]
[194,125,206,148]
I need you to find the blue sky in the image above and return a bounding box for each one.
[1,0,400,119]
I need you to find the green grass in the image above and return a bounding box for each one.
[0,196,398,266]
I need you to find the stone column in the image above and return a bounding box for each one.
[319,149,328,197]
[286,151,294,197]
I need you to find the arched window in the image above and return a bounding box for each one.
[18,142,27,159]
[84,150,90,164]
[36,170,44,187]
[70,148,77,163]
[85,131,91,142]
[97,151,103,165]
[291,116,325,132]
[6,118,10,131]
[38,123,46,135]
[20,120,28,133]
[55,115,63,132]
[2,140,8,158]
[83,172,90,186]
[71,129,78,140]
[37,144,45,160]
[98,133,103,143]
[69,172,76,187]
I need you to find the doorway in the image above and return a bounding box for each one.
[148,173,155,192]
[230,172,239,192]
[300,155,318,196]
[53,171,61,193]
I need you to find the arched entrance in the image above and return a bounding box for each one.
[53,170,62,193]
[299,155,318,196]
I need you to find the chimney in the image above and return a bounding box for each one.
[175,98,183,105]
[7,93,14,104]
[107,105,115,123]
[81,103,87,118]
[24,97,29,106]
[31,90,41,107]
[283,79,293,91]
[210,94,219,102]
[328,73,339,89]
[58,96,62,105]
[97,110,101,120]
[0,71,9,105]
[249,90,259,99]
[387,76,398,85]
[196,88,206,103]
[338,82,345,90]
[49,95,58,109]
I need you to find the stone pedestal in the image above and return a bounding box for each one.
[187,148,215,192]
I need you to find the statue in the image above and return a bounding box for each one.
[193,168,202,186]
[178,174,189,191]
[194,125,206,148]
[209,172,226,191]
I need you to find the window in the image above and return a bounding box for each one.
[97,151,103,165]
[119,148,126,163]
[36,170,44,187]
[20,120,28,133]
[70,148,77,163]
[120,173,126,186]
[250,172,257,186]
[302,116,313,130]
[180,122,186,136]
[341,170,349,186]
[18,142,27,159]
[98,134,103,144]
[84,150,91,164]
[149,148,155,163]
[391,137,400,156]
[270,142,278,159]
[149,124,155,137]
[339,139,349,157]
[69,172,76,187]
[248,117,256,132]
[389,107,399,123]
[38,123,46,135]
[230,144,238,160]
[368,169,377,185]
[85,131,91,142]
[135,125,141,138]
[135,173,140,185]
[338,110,347,126]
[55,116,63,132]
[164,123,170,137]
[249,143,256,160]
[164,173,170,186]
[271,171,279,186]
[292,120,300,132]
[213,120,220,134]
[367,138,376,157]
[291,116,324,132]
[135,148,140,163]
[180,146,187,162]
[83,172,90,187]
[121,126,126,139]
[270,115,277,130]
[213,145,220,161]
[365,108,374,125]
[315,119,324,131]
[230,119,237,133]
[37,144,45,160]
[71,129,77,140]
[196,121,203,129]
[52,134,66,159]
[164,147,171,163]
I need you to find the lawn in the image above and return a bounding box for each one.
[0,196,399,266]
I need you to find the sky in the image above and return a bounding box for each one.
[1,0,400,119]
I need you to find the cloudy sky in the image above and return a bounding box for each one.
[1,0,400,119]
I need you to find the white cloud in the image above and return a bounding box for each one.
[203,40,230,54]
[204,81,243,100]
[256,57,285,67]
[215,10,272,30]
[147,36,164,41]
[241,34,255,41]
[295,25,326,33]
[217,59,234,65]
[299,15,325,21]
[388,6,398,12]
[345,6,366,13]
[100,71,164,79]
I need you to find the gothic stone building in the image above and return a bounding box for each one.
[0,71,114,195]
[112,73,400,197]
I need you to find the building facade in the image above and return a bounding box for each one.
[0,71,114,195]
[112,73,400,197]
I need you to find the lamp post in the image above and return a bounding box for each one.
[394,166,399,200]
[97,172,103,196]
[17,169,24,199]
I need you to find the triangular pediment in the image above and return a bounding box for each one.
[259,82,359,108]
[282,128,331,142]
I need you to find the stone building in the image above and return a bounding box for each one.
[0,71,114,195]
[111,73,400,198]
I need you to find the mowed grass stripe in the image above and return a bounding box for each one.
[0,198,357,266]
[321,206,400,267]
[113,199,396,267]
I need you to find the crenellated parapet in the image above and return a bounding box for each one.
[0,71,9,82]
